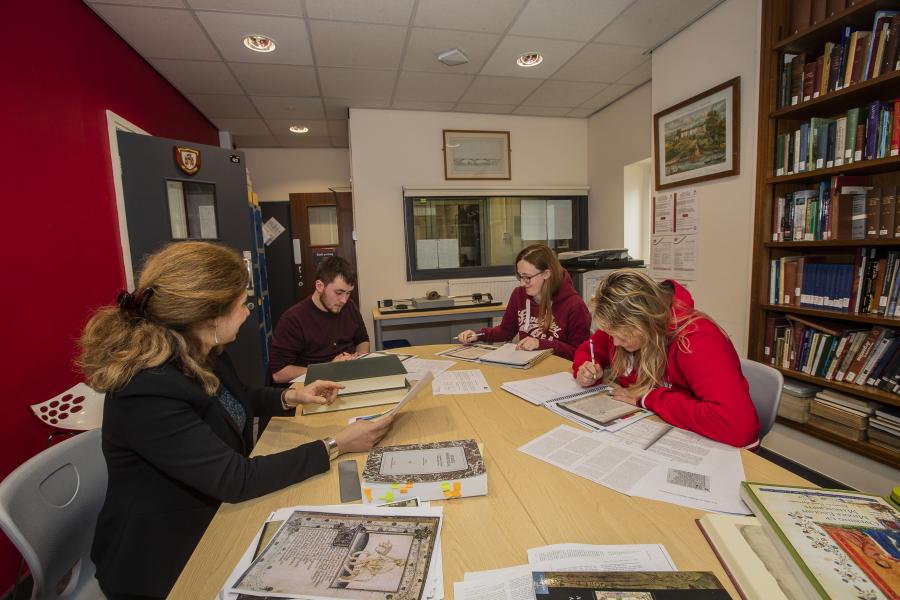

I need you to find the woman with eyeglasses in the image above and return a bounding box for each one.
[458,243,590,359]
[571,269,759,448]
[78,241,393,600]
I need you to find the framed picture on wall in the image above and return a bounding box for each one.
[653,77,740,190]
[442,130,511,180]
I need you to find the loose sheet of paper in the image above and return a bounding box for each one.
[432,369,491,395]
[519,425,748,514]
[402,358,455,381]
[262,217,286,246]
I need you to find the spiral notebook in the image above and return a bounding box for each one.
[500,372,610,406]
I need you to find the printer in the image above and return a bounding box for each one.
[558,249,645,300]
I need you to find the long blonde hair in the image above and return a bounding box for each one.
[77,241,248,396]
[591,269,704,396]
[516,244,565,334]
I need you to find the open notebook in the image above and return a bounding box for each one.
[478,343,553,369]
[500,372,607,405]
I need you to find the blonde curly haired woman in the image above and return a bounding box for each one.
[572,269,759,448]
[79,241,392,599]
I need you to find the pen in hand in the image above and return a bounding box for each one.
[456,331,485,343]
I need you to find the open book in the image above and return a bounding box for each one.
[478,343,553,368]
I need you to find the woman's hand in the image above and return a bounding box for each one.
[610,386,643,406]
[332,415,395,454]
[457,330,478,344]
[575,362,600,387]
[285,380,343,406]
[516,336,539,351]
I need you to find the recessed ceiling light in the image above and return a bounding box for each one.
[243,34,276,53]
[516,51,543,67]
[289,126,309,134]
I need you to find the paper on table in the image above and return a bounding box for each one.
[519,425,749,514]
[402,357,455,381]
[349,372,434,423]
[432,369,491,395]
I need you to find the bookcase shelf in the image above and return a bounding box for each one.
[760,302,900,326]
[751,0,900,466]
[776,416,900,465]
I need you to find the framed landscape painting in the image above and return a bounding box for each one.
[654,77,740,190]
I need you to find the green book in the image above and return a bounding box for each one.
[740,482,900,600]
[845,107,860,163]
[775,134,786,175]
[304,354,407,396]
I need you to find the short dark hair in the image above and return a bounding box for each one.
[316,256,357,287]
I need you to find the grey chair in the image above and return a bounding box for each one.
[0,429,106,599]
[740,358,784,439]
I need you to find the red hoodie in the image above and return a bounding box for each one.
[478,272,591,360]
[571,281,760,448]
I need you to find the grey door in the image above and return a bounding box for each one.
[117,131,265,386]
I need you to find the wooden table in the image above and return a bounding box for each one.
[372,305,506,349]
[170,345,809,599]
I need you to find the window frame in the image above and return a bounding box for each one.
[403,193,589,281]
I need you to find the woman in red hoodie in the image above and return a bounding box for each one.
[459,244,590,360]
[572,269,759,448]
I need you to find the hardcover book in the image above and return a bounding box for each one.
[303,354,408,396]
[532,571,730,600]
[740,483,900,600]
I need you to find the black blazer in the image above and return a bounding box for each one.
[91,352,330,598]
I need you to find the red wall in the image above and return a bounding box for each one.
[1,1,219,590]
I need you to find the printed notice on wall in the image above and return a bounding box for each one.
[262,217,286,246]
[651,188,697,281]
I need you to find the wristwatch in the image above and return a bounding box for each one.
[322,436,340,460]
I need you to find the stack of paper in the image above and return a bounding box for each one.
[453,543,676,600]
[220,504,445,600]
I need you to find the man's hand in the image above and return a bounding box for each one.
[332,352,358,362]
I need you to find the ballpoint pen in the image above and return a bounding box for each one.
[589,338,596,364]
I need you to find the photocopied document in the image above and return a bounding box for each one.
[432,369,491,395]
[402,357,455,381]
[519,425,749,514]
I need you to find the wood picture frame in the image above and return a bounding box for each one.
[654,77,740,190]
[442,130,511,180]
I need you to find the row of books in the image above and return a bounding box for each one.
[779,9,900,108]
[774,102,900,177]
[768,248,900,315]
[763,316,900,395]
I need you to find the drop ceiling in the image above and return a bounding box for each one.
[85,0,722,149]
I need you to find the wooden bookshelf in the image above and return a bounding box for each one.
[750,0,900,469]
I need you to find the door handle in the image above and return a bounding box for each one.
[242,251,255,296]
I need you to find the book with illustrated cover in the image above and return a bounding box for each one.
[478,343,553,369]
[740,482,900,599]
[553,394,643,428]
[531,571,730,599]
[361,439,487,504]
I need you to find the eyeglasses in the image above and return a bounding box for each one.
[516,270,546,283]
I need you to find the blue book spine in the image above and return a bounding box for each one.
[888,260,900,316]
[866,101,882,160]
[799,124,810,170]
[836,26,851,89]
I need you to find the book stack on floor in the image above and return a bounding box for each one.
[869,404,900,451]
[808,389,877,441]
[777,378,820,423]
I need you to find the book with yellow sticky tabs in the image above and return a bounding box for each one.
[360,439,487,504]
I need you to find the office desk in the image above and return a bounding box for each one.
[170,345,808,600]
[372,305,506,350]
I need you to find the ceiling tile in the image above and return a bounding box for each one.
[414,0,527,33]
[195,11,312,64]
[186,93,259,118]
[552,43,648,83]
[479,36,584,79]
[88,5,219,60]
[618,59,652,85]
[459,76,542,105]
[522,80,606,107]
[229,63,319,96]
[324,99,352,119]
[85,0,186,7]
[211,117,271,135]
[391,100,458,111]
[510,0,632,42]
[567,107,595,117]
[318,68,396,103]
[185,0,301,16]
[233,134,280,147]
[394,72,473,103]
[327,120,349,137]
[149,59,244,94]
[309,21,407,69]
[305,0,415,25]
[595,0,721,48]
[331,136,350,148]
[580,83,635,110]
[455,103,517,114]
[266,119,329,136]
[403,28,500,74]
[276,135,335,148]
[513,106,573,116]
[251,96,325,119]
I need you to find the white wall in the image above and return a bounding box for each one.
[587,83,652,250]
[349,108,587,333]
[244,148,350,202]
[650,0,759,355]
